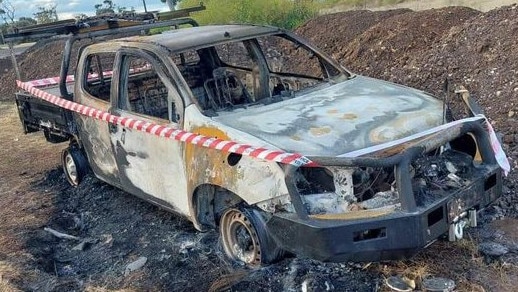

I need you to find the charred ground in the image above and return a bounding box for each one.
[1,4,518,292]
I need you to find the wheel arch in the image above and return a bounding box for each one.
[191,184,246,231]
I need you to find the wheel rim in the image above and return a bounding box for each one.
[64,152,78,184]
[221,209,261,266]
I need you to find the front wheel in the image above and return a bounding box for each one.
[62,145,89,187]
[219,207,284,267]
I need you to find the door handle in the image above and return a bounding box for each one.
[121,128,126,144]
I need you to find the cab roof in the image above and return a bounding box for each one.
[116,24,283,52]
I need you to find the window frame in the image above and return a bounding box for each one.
[81,51,117,103]
[117,48,185,125]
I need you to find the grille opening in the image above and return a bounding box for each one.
[352,167,394,202]
[295,167,335,195]
[427,206,444,227]
[412,150,475,207]
[353,227,386,242]
[484,173,497,191]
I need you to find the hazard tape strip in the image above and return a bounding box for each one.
[27,65,152,88]
[26,73,112,87]
[27,75,75,87]
[17,80,315,167]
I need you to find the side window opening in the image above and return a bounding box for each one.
[172,42,261,113]
[83,52,116,101]
[171,49,212,111]
[257,35,329,94]
[213,41,261,103]
[120,55,177,122]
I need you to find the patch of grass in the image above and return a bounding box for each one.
[370,237,518,292]
[180,0,319,29]
[84,287,138,292]
[0,278,20,292]
[0,262,22,292]
[149,27,172,35]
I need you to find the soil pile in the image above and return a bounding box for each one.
[337,6,481,75]
[295,9,411,57]
[397,5,518,141]
[0,38,102,100]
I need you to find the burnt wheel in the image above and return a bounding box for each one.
[62,145,88,187]
[219,207,283,266]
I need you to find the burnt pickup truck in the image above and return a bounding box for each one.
[10,16,507,266]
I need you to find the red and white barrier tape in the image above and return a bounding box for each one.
[27,65,151,88]
[27,75,75,87]
[17,80,314,167]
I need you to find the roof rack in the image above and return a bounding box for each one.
[3,4,205,42]
[5,4,205,98]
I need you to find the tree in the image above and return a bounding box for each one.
[16,17,37,27]
[95,0,116,15]
[94,1,134,15]
[118,6,136,14]
[0,0,21,80]
[34,5,59,24]
[0,0,15,25]
[160,0,181,11]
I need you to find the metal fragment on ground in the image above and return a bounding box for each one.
[124,256,148,276]
[422,277,456,292]
[385,275,413,292]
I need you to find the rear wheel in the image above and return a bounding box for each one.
[219,207,283,266]
[62,145,89,187]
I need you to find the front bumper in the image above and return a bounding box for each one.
[268,166,500,262]
[268,119,503,262]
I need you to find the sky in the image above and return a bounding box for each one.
[8,0,170,20]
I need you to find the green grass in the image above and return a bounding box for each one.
[177,0,413,29]
[179,0,319,29]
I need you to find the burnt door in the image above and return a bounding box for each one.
[110,50,189,215]
[74,48,120,185]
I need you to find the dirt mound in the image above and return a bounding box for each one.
[0,39,93,101]
[338,6,480,76]
[296,4,518,162]
[295,9,412,57]
[397,5,518,140]
[0,40,65,100]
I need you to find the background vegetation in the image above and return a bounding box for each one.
[179,0,407,29]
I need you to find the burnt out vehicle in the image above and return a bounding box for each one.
[11,16,506,266]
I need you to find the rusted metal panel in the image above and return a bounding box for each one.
[182,105,291,212]
[74,46,119,183]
